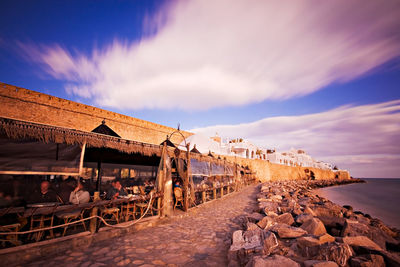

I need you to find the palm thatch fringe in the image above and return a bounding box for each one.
[0,117,162,157]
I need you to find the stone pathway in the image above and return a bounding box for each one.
[25,185,258,267]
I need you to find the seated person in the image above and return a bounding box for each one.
[28,180,59,204]
[69,179,90,204]
[106,179,128,200]
[174,180,182,188]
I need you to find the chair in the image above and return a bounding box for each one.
[56,208,87,236]
[0,223,21,247]
[29,213,55,242]
[135,194,156,217]
[173,187,184,210]
[123,200,137,222]
[100,202,120,225]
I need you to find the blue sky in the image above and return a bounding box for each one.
[1,0,400,177]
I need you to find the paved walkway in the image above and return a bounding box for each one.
[25,185,258,267]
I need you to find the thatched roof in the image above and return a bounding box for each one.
[91,120,121,137]
[160,138,176,148]
[0,117,161,157]
[190,144,201,154]
[0,117,236,169]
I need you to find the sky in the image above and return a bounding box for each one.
[0,0,399,178]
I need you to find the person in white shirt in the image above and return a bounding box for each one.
[69,179,90,204]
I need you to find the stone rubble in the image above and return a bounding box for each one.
[228,179,400,267]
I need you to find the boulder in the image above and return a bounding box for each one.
[305,242,353,267]
[296,213,314,224]
[270,224,307,239]
[301,218,327,236]
[304,206,317,216]
[229,229,266,266]
[247,212,265,223]
[246,222,261,231]
[312,206,342,218]
[275,213,295,226]
[297,234,335,249]
[261,202,279,214]
[349,254,385,267]
[304,260,339,267]
[257,216,275,229]
[263,231,278,255]
[245,255,300,267]
[342,236,383,251]
[341,220,393,250]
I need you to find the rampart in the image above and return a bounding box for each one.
[0,82,192,145]
[225,156,350,182]
[0,81,350,180]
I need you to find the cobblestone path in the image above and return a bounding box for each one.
[26,185,258,267]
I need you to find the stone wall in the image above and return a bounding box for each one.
[0,82,350,180]
[224,155,350,182]
[0,82,192,145]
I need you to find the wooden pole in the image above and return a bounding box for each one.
[159,142,167,217]
[184,144,190,211]
[220,185,224,198]
[213,186,217,200]
[96,161,102,192]
[89,191,100,233]
[202,190,206,203]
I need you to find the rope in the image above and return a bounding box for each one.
[0,193,154,235]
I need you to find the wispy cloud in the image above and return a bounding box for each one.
[18,0,400,110]
[191,100,400,177]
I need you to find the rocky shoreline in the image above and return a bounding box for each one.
[228,179,400,267]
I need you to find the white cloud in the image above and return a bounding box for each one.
[191,100,400,178]
[19,0,400,110]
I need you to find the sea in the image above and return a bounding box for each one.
[313,178,400,229]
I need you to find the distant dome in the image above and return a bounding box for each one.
[181,134,221,154]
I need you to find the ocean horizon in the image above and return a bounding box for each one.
[314,178,400,229]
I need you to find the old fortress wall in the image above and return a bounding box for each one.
[0,82,350,181]
[0,82,192,145]
[225,156,350,183]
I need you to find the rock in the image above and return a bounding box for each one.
[246,222,261,231]
[261,202,279,214]
[296,213,314,224]
[343,205,353,211]
[245,255,300,267]
[318,233,336,244]
[305,242,353,267]
[247,212,265,223]
[298,236,323,248]
[312,206,342,218]
[349,254,385,267]
[297,234,335,249]
[257,216,275,229]
[341,220,392,250]
[304,206,317,216]
[229,229,266,264]
[263,231,278,255]
[301,218,327,236]
[275,213,295,226]
[270,224,307,238]
[318,216,346,229]
[304,260,339,267]
[342,236,383,251]
[270,195,283,202]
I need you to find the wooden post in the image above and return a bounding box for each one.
[184,144,190,211]
[160,143,167,217]
[202,190,206,203]
[220,185,224,198]
[96,161,102,192]
[89,191,100,233]
[213,187,217,200]
[79,143,86,176]
[227,185,230,194]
